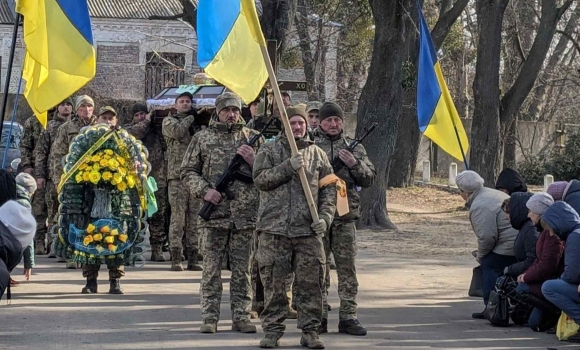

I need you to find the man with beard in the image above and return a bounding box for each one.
[181,92,262,334]
[33,98,74,255]
[253,106,336,349]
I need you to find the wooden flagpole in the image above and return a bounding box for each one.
[259,45,320,223]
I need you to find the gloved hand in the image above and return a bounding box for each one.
[290,153,304,171]
[311,219,327,235]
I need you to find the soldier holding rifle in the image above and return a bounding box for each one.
[181,92,263,334]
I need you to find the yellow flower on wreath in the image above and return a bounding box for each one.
[75,172,84,183]
[103,154,111,160]
[79,163,88,171]
[102,171,113,181]
[92,163,100,171]
[83,171,91,182]
[126,175,136,188]
[89,171,101,184]
[112,172,123,185]
[108,158,119,170]
[91,155,101,162]
[117,167,127,176]
[99,158,110,167]
[116,156,126,166]
[117,181,127,192]
[105,149,114,156]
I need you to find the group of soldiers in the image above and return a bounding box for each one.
[18,89,376,349]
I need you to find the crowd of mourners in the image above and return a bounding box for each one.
[457,168,580,341]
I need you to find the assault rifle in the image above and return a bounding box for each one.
[331,122,378,172]
[198,118,275,221]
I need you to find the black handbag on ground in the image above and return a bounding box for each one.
[483,276,510,327]
[468,266,483,298]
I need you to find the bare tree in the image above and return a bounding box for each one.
[356,0,415,230]
[471,0,574,184]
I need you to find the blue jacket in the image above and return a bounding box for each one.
[564,179,580,214]
[542,201,580,285]
[506,192,538,277]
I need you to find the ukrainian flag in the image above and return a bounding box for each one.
[197,0,268,103]
[417,6,469,161]
[16,0,96,128]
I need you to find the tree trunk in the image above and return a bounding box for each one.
[388,0,469,188]
[295,0,318,100]
[260,0,296,61]
[470,0,509,184]
[357,0,414,230]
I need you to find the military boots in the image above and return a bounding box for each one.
[170,248,184,271]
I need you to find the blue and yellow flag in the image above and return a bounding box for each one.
[197,0,268,103]
[417,6,469,161]
[16,0,96,127]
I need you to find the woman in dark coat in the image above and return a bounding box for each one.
[503,192,537,278]
[515,193,563,331]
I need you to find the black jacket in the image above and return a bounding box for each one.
[506,192,538,277]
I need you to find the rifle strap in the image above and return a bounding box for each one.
[319,174,349,216]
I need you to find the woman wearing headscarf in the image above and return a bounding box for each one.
[495,168,527,195]
[456,170,518,319]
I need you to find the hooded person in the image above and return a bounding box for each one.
[563,180,580,214]
[495,168,528,195]
[503,192,538,278]
[0,170,37,299]
[541,202,580,341]
[456,170,518,319]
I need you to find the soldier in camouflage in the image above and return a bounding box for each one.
[314,102,375,336]
[20,112,48,255]
[306,101,322,131]
[33,98,73,256]
[181,92,262,334]
[125,103,168,262]
[253,106,336,349]
[80,106,125,295]
[246,91,291,140]
[51,95,96,269]
[162,92,202,271]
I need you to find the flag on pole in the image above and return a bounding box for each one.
[197,0,268,103]
[417,6,469,161]
[16,0,96,128]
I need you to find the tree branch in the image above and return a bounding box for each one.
[556,30,580,56]
[430,0,469,49]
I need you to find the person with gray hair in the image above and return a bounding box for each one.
[456,170,518,319]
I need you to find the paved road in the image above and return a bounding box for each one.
[1,252,573,350]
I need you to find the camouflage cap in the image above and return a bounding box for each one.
[215,92,242,112]
[59,97,74,107]
[306,101,322,113]
[98,106,117,117]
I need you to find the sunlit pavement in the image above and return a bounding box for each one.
[1,252,570,350]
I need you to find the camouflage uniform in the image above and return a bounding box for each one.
[125,118,167,247]
[20,116,47,246]
[181,116,263,322]
[246,114,282,140]
[162,112,198,262]
[34,113,70,248]
[253,135,336,336]
[247,113,287,311]
[314,130,376,321]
